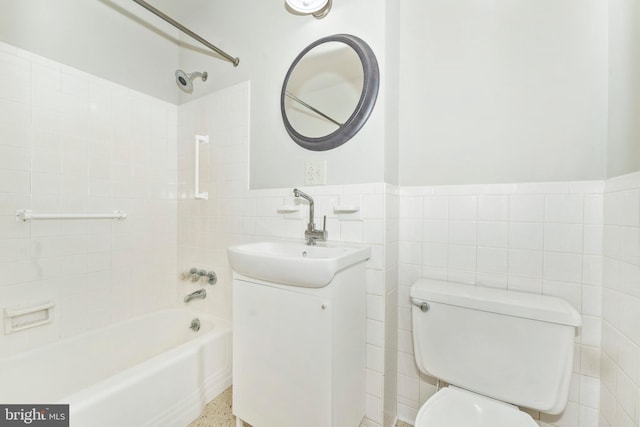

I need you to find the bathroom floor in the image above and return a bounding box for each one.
[187,387,414,427]
[187,387,248,427]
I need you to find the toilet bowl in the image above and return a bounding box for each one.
[415,386,537,427]
[410,278,581,426]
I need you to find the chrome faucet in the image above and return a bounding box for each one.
[293,188,327,245]
[184,288,206,303]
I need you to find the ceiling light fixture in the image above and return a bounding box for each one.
[285,0,332,19]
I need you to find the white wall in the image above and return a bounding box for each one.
[0,0,619,188]
[383,0,400,187]
[0,42,178,358]
[0,0,180,103]
[607,0,640,178]
[174,0,389,189]
[398,0,608,186]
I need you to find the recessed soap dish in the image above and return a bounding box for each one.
[4,301,54,334]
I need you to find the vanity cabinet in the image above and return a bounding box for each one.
[232,262,366,427]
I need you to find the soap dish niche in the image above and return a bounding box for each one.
[4,301,55,334]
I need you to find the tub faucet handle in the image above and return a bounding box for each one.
[206,271,217,285]
[180,267,199,281]
[181,267,215,284]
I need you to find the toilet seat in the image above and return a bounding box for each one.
[415,386,538,427]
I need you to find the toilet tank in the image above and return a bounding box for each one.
[410,278,581,415]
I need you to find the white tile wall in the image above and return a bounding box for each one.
[0,42,178,358]
[600,171,640,427]
[176,82,250,322]
[397,181,604,427]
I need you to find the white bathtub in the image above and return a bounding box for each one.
[0,308,232,427]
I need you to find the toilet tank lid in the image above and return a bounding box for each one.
[411,279,581,327]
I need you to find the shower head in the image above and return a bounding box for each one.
[175,70,208,92]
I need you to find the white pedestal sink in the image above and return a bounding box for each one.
[228,240,370,427]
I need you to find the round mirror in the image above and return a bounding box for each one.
[281,34,380,151]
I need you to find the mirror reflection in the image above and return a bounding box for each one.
[281,34,379,151]
[284,42,364,138]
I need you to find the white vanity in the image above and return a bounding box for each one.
[228,241,370,427]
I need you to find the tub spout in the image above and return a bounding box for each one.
[184,289,206,303]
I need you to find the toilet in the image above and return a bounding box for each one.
[410,278,581,427]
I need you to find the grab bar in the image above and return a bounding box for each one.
[16,209,127,222]
[195,134,209,200]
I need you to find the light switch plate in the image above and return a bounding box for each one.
[305,161,326,185]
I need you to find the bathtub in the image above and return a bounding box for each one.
[0,308,231,427]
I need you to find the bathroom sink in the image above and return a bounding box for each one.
[227,241,371,288]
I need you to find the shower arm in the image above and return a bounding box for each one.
[131,0,240,67]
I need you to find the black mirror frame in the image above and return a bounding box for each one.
[280,34,380,151]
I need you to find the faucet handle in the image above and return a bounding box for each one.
[206,271,217,285]
[321,215,328,240]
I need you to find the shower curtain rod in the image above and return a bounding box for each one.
[131,0,239,67]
